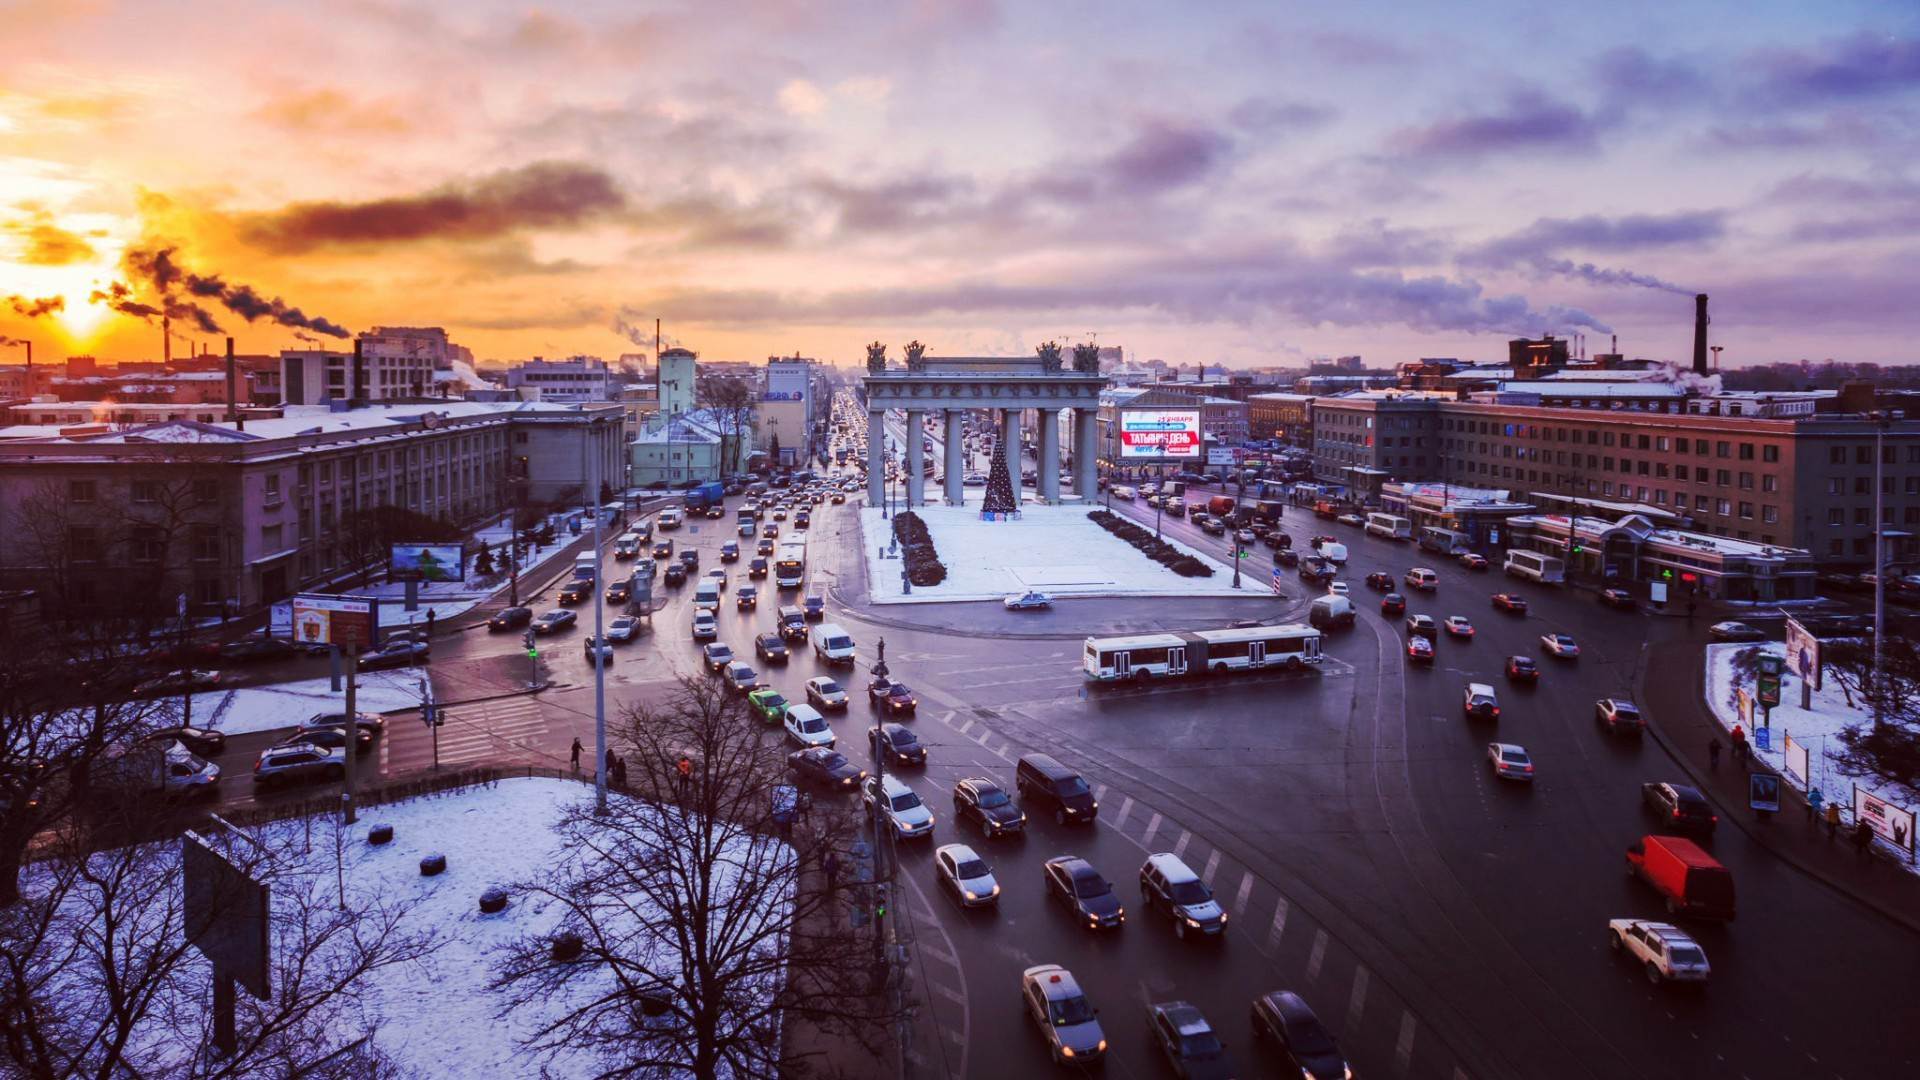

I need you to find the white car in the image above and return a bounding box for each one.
[1325,581,1350,597]
[603,615,641,643]
[690,611,718,640]
[704,569,729,592]
[934,843,1000,908]
[1004,590,1053,611]
[804,676,849,711]
[863,774,934,839]
[1021,965,1107,1065]
[1608,918,1711,984]
[1540,633,1581,658]
[783,704,835,749]
[582,636,615,663]
[1487,741,1534,781]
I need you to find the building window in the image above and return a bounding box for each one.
[1738,501,1754,519]
[1655,490,1668,504]
[1829,539,1845,555]
[1739,443,1755,460]
[192,525,221,562]
[1828,477,1845,495]
[1855,477,1870,495]
[1764,475,1778,493]
[1763,505,1779,524]
[193,478,219,504]
[69,526,99,561]
[131,480,159,503]
[1657,437,1670,452]
[1828,508,1846,525]
[1696,494,1711,511]
[1854,508,1869,525]
[1678,438,1691,454]
[1830,446,1846,465]
[69,479,96,503]
[1716,499,1731,516]
[265,473,282,499]
[130,526,164,563]
[1738,472,1753,489]
[1603,482,1615,496]
[1716,470,1731,487]
[1656,462,1670,478]
[1763,445,1779,463]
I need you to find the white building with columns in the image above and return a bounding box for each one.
[860,352,1106,510]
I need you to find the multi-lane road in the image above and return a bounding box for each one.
[190,457,1920,1079]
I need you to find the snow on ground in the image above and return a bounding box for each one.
[205,671,425,736]
[1705,642,1916,868]
[858,497,1264,603]
[355,511,591,626]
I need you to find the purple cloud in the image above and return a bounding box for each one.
[1227,97,1335,135]
[1478,211,1726,257]
[1754,32,1920,104]
[1101,121,1235,195]
[1397,91,1604,158]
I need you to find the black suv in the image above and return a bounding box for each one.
[952,776,1027,838]
[1642,782,1717,834]
[664,563,689,586]
[1016,753,1098,825]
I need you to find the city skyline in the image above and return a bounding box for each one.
[3,0,1917,369]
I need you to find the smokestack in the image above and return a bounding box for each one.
[225,337,237,425]
[1692,293,1709,376]
[352,336,364,404]
[163,315,171,367]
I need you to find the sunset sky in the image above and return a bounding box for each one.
[2,0,1916,370]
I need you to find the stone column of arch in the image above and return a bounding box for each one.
[1038,408,1061,503]
[1074,407,1099,500]
[944,410,965,505]
[867,408,885,507]
[905,409,926,507]
[1001,408,1022,507]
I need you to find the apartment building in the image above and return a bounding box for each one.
[0,400,625,617]
[506,356,615,402]
[1311,391,1920,566]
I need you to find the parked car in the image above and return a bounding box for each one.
[357,639,429,671]
[1487,741,1534,781]
[133,669,222,697]
[1145,1001,1235,1080]
[252,743,346,791]
[1138,852,1227,939]
[1641,782,1718,835]
[1004,590,1053,611]
[145,725,227,758]
[868,722,927,767]
[952,776,1026,838]
[934,843,1000,908]
[1043,854,1124,929]
[1020,965,1107,1065]
[1540,633,1581,658]
[487,606,534,631]
[1709,621,1766,643]
[804,676,848,711]
[1251,991,1349,1080]
[787,746,864,790]
[215,635,301,664]
[1608,918,1711,985]
[1595,698,1645,736]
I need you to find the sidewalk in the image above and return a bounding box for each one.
[1637,622,1920,934]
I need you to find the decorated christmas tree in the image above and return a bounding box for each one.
[981,439,1018,516]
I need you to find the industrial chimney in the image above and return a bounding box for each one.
[352,336,364,404]
[1692,294,1709,376]
[224,337,237,424]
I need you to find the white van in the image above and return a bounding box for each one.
[1308,594,1356,630]
[659,508,685,530]
[692,582,722,612]
[1319,541,1349,565]
[811,622,857,665]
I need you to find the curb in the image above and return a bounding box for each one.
[1633,641,1920,937]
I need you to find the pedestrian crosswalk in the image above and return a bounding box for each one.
[428,696,551,766]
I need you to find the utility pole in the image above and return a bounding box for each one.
[587,418,610,813]
[1871,410,1889,729]
[868,638,892,980]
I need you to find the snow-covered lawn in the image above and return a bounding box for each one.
[202,671,426,736]
[1705,642,1916,868]
[350,512,593,627]
[858,499,1265,603]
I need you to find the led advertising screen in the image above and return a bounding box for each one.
[1119,409,1201,459]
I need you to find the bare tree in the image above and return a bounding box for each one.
[491,679,893,1079]
[697,376,757,475]
[0,803,430,1079]
[1825,635,1920,804]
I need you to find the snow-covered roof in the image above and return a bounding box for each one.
[1498,381,1686,397]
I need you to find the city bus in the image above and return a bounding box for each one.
[774,539,807,588]
[1504,549,1566,584]
[1082,625,1323,682]
[1417,526,1472,555]
[1365,513,1412,541]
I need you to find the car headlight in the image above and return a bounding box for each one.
[990,884,1001,896]
[1096,1040,1107,1053]
[964,890,980,900]
[1061,1046,1074,1059]
[1185,917,1202,927]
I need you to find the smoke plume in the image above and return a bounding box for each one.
[291,330,322,344]
[7,294,65,319]
[90,281,165,322]
[0,334,25,347]
[122,244,350,338]
[1533,258,1695,294]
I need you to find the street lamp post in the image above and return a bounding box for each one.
[868,638,891,964]
[1871,411,1889,729]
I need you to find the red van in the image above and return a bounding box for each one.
[1626,835,1735,920]
[1207,495,1238,518]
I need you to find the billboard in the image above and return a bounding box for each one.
[290,594,379,648]
[183,832,271,1000]
[1119,409,1201,459]
[1785,615,1822,691]
[1855,786,1915,854]
[1783,733,1810,790]
[1206,446,1237,467]
[389,544,465,582]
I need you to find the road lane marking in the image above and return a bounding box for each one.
[1094,783,1109,804]
[1202,849,1220,883]
[1396,1012,1419,1077]
[1141,812,1163,847]
[1267,896,1289,953]
[1347,964,1370,1030]
[1233,870,1253,915]
[1306,928,1328,981]
[1171,829,1191,860]
[958,717,975,735]
[1114,796,1134,827]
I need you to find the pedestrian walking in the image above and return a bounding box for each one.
[570,737,582,771]
[1730,725,1748,763]
[614,756,628,787]
[426,609,436,637]
[823,851,840,894]
[1807,787,1823,824]
[1854,819,1875,863]
[1824,801,1842,839]
[1707,737,1722,771]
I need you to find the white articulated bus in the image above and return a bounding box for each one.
[1365,513,1412,540]
[1417,526,1472,555]
[774,539,807,588]
[1504,549,1566,584]
[1082,625,1323,682]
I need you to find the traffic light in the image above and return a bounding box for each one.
[1570,539,1583,554]
[873,883,888,920]
[523,629,537,658]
